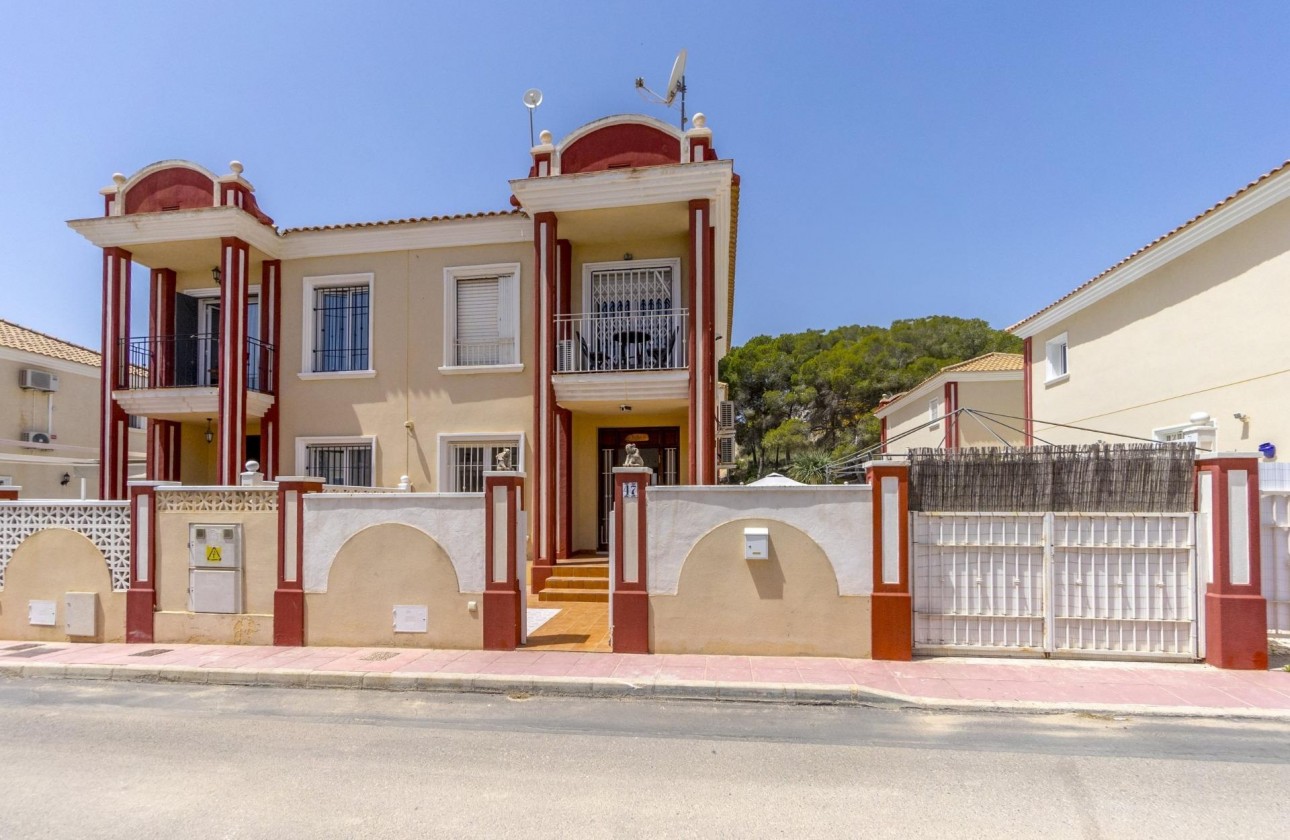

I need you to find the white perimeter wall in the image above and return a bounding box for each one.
[302,493,484,593]
[647,485,873,596]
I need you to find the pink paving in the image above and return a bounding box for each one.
[3,639,1289,715]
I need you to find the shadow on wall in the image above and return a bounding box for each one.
[304,522,482,649]
[650,518,870,658]
[0,529,124,643]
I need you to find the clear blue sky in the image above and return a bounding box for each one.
[4,2,1290,350]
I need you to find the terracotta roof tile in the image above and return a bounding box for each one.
[0,319,101,367]
[1009,159,1290,332]
[280,209,524,234]
[941,352,1024,373]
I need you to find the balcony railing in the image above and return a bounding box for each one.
[119,334,276,394]
[554,309,689,374]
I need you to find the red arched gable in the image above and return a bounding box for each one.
[560,123,680,173]
[124,167,215,214]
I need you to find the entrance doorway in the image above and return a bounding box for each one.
[597,426,679,550]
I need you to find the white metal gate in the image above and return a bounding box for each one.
[1260,491,1290,636]
[913,511,1198,659]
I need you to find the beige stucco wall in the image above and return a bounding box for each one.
[0,354,145,499]
[0,528,125,642]
[1027,195,1290,454]
[275,243,535,495]
[570,408,688,553]
[879,376,1024,454]
[651,518,870,657]
[304,522,481,648]
[879,388,951,453]
[153,508,278,644]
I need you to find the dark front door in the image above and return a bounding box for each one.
[597,426,680,550]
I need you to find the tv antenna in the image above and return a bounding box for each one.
[522,88,543,146]
[634,49,688,128]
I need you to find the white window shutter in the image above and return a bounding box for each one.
[456,278,500,364]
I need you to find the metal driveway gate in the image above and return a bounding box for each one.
[1260,490,1290,636]
[912,511,1198,659]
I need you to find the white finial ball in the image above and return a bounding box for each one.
[245,460,260,472]
[112,172,127,186]
[692,113,707,128]
[229,160,244,175]
[400,475,410,485]
[1189,411,1210,424]
[539,130,552,145]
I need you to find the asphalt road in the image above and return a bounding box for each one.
[0,678,1287,839]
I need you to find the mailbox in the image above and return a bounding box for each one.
[743,527,769,560]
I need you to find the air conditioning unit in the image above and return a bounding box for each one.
[718,400,736,431]
[20,431,52,446]
[19,369,59,392]
[717,434,737,468]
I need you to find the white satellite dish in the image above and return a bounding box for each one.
[523,88,543,109]
[634,49,691,128]
[663,49,687,106]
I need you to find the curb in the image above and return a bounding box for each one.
[3,660,1288,720]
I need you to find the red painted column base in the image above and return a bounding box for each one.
[274,590,305,646]
[1205,592,1269,670]
[483,589,521,650]
[871,591,913,660]
[125,589,155,644]
[612,590,650,654]
[531,563,555,594]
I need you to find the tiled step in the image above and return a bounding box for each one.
[547,576,608,591]
[550,564,609,579]
[537,588,609,603]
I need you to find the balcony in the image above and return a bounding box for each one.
[111,335,277,420]
[552,310,690,408]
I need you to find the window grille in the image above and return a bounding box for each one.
[313,285,370,372]
[306,442,373,487]
[455,276,515,365]
[449,441,519,492]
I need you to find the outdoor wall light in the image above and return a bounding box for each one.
[1234,412,1250,422]
[211,266,222,285]
[204,418,214,444]
[60,473,71,486]
[620,404,633,412]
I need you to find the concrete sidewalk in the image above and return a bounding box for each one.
[3,639,1289,720]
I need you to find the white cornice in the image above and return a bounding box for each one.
[67,206,282,258]
[278,216,532,260]
[553,369,690,405]
[112,387,275,419]
[0,347,98,377]
[873,370,1022,419]
[509,160,733,214]
[1012,167,1290,338]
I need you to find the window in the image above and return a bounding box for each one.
[128,414,145,430]
[928,398,940,422]
[439,434,524,492]
[1045,333,1068,383]
[0,476,12,486]
[297,437,375,486]
[302,274,373,375]
[442,264,520,371]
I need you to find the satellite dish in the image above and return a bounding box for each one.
[523,88,543,109]
[664,49,687,105]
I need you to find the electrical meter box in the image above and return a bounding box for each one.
[743,527,770,560]
[189,524,243,614]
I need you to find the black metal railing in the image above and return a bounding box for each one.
[553,309,689,373]
[119,334,275,394]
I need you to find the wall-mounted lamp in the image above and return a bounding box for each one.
[211,266,222,286]
[622,253,634,261]
[60,472,71,486]
[619,404,633,412]
[1234,412,1250,422]
[204,418,214,444]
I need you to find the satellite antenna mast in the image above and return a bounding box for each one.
[634,49,688,128]
[522,88,543,146]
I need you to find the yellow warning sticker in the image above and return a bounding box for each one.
[205,545,222,563]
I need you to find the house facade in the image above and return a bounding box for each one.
[0,319,144,497]
[68,113,738,579]
[874,352,1024,454]
[1011,161,1290,457]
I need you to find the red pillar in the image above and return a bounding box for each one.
[146,268,179,482]
[1198,456,1268,669]
[126,481,171,642]
[0,487,19,501]
[612,467,651,653]
[944,381,959,451]
[1022,337,1034,446]
[218,237,250,485]
[274,476,323,646]
[259,259,282,481]
[100,247,132,500]
[531,213,558,589]
[868,461,912,660]
[554,239,572,562]
[483,471,525,650]
[688,199,716,485]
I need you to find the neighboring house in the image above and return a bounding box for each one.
[0,319,145,497]
[1010,160,1290,457]
[873,352,1024,454]
[67,112,738,576]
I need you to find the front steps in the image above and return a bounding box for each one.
[536,560,609,603]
